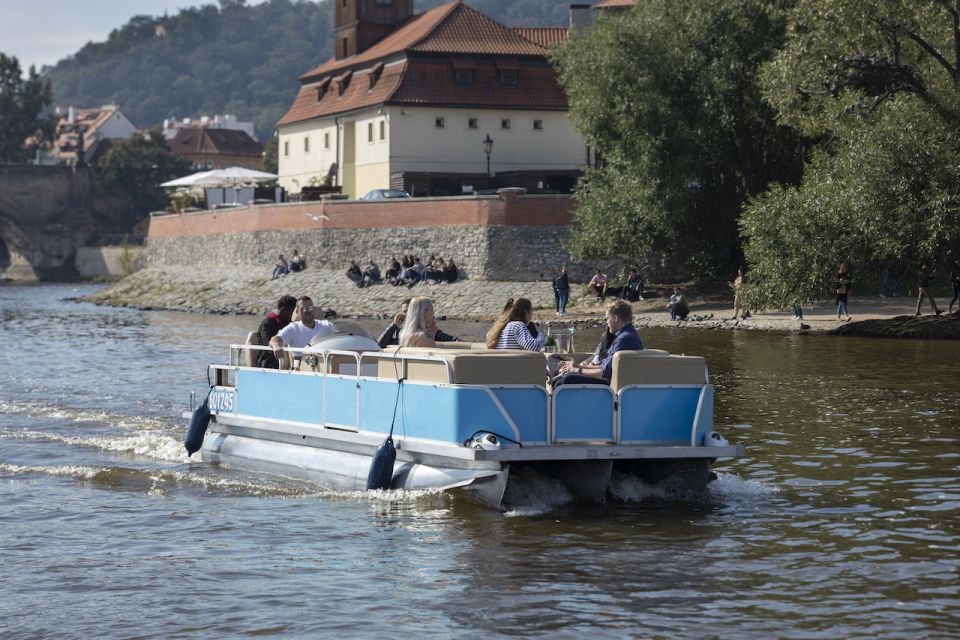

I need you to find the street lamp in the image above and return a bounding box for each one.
[482,133,493,178]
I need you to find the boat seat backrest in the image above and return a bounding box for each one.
[243,331,259,368]
[610,351,706,391]
[375,347,547,386]
[298,352,357,374]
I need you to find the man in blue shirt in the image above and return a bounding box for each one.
[556,300,642,385]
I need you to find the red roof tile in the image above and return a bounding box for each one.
[171,128,263,157]
[409,3,547,56]
[512,27,569,49]
[278,61,408,126]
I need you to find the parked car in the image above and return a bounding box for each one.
[361,188,411,200]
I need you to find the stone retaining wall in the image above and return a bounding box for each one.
[146,190,591,281]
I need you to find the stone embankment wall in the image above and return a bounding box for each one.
[146,189,585,281]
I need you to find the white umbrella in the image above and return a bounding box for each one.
[203,166,278,186]
[160,170,216,188]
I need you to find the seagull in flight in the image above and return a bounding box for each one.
[304,212,330,221]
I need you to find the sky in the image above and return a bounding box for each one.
[0,0,266,71]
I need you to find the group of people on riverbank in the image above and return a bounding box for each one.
[346,255,459,289]
[270,250,307,279]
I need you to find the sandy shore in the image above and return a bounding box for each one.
[85,265,959,337]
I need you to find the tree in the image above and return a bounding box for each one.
[99,129,191,214]
[260,135,278,174]
[743,0,960,307]
[0,53,54,163]
[553,0,805,278]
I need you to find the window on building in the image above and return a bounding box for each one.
[304,136,310,153]
[498,70,519,86]
[454,69,474,85]
[324,132,330,149]
[501,118,511,130]
[342,37,348,58]
[283,140,289,157]
[379,120,386,140]
[468,117,478,129]
[435,117,445,129]
[368,122,374,142]
[533,119,543,131]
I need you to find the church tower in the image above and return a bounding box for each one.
[334,0,415,60]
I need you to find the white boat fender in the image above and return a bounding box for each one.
[184,394,211,456]
[705,431,729,447]
[366,436,396,490]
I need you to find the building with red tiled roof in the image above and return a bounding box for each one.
[46,105,137,167]
[277,0,591,198]
[170,128,264,171]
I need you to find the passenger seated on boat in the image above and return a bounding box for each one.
[486,297,545,351]
[378,298,459,348]
[555,300,642,386]
[269,296,337,365]
[256,294,297,368]
[399,297,438,348]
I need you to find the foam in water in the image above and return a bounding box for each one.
[706,472,780,501]
[0,399,169,432]
[0,462,107,480]
[6,430,189,462]
[502,466,574,516]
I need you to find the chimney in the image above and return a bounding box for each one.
[569,4,591,34]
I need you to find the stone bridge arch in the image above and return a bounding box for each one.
[0,213,38,281]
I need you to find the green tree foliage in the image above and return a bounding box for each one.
[0,54,55,163]
[743,0,960,307]
[99,130,191,214]
[260,135,278,174]
[553,1,805,278]
[45,0,567,141]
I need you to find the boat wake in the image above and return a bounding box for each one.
[0,398,170,432]
[0,462,324,497]
[3,429,189,462]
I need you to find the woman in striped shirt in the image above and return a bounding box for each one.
[486,298,545,351]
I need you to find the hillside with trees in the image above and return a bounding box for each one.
[44,0,569,141]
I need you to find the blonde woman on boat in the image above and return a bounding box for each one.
[486,297,545,351]
[398,297,437,348]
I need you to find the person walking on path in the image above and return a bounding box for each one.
[553,266,570,316]
[949,261,960,314]
[731,266,750,320]
[915,264,943,316]
[835,262,852,321]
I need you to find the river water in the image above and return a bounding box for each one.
[1,283,958,638]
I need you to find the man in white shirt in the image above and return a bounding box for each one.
[269,296,336,364]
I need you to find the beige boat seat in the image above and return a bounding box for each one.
[376,347,547,385]
[610,351,707,391]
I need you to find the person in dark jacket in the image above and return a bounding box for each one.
[256,295,297,368]
[553,265,570,316]
[555,300,642,386]
[949,261,960,314]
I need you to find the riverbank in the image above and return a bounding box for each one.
[84,265,960,337]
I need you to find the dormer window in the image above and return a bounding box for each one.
[316,77,331,102]
[451,58,476,86]
[334,70,353,97]
[498,70,519,86]
[495,59,520,87]
[368,62,384,90]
